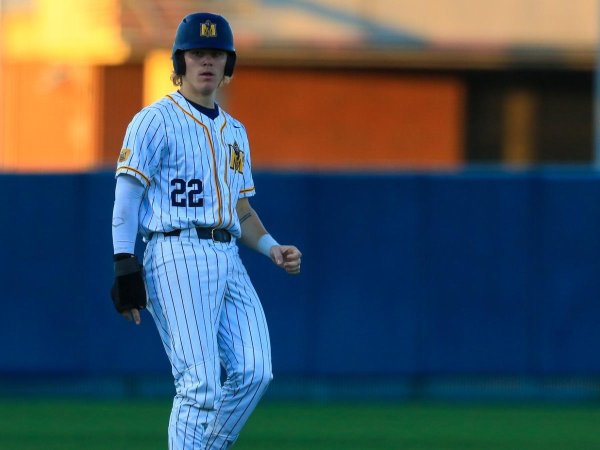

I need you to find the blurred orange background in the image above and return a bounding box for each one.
[0,0,596,172]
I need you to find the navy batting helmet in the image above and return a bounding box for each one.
[172,13,236,77]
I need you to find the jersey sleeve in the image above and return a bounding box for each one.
[116,107,165,187]
[239,130,256,198]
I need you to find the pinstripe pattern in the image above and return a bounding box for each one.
[116,91,255,240]
[119,92,271,449]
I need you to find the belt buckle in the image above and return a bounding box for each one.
[211,228,217,242]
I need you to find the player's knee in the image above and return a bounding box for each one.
[246,360,273,394]
[252,366,273,393]
[229,358,272,394]
[246,350,272,381]
[175,362,221,409]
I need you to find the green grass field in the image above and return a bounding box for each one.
[0,399,599,450]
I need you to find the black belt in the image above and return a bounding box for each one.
[156,227,231,243]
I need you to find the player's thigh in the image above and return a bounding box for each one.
[218,254,272,373]
[145,237,228,366]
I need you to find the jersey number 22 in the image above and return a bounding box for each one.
[171,178,203,207]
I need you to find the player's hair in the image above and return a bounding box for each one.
[171,72,183,87]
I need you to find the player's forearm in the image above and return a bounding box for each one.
[236,199,280,256]
[112,175,145,254]
[238,206,268,250]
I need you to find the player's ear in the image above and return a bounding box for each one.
[219,75,233,87]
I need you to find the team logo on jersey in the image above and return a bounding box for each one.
[229,141,245,173]
[200,20,217,38]
[118,148,132,163]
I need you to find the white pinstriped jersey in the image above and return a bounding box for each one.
[116,91,255,239]
[116,91,272,449]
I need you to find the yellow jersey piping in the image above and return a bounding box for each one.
[167,94,223,227]
[220,118,234,229]
[117,166,150,186]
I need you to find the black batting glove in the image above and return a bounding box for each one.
[111,253,147,313]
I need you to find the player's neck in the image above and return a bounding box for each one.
[179,85,216,109]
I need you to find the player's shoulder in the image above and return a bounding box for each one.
[129,93,179,124]
[144,93,180,114]
[132,101,165,120]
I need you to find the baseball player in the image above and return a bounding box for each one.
[110,12,302,449]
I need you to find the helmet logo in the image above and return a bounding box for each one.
[200,20,217,38]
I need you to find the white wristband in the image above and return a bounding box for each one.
[256,234,279,257]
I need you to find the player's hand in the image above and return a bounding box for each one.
[121,308,142,325]
[111,254,147,325]
[270,245,302,275]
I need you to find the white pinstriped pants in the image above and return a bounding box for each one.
[144,229,273,449]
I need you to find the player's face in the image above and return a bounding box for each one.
[182,49,227,98]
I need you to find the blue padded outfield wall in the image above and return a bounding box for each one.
[1,170,600,392]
